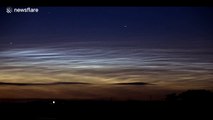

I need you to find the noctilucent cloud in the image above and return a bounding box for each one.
[0,7,213,100]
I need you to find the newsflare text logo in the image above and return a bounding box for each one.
[6,7,39,13]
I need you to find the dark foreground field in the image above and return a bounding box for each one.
[0,90,213,119]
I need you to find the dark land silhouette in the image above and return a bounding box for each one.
[0,89,212,119]
[166,89,213,102]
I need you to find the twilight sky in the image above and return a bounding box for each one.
[0,7,213,100]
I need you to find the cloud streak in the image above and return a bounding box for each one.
[0,82,90,86]
[0,43,213,89]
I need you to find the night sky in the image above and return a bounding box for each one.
[0,7,213,100]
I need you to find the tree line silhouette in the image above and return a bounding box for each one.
[166,89,213,102]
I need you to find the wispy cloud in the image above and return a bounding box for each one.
[0,44,213,89]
